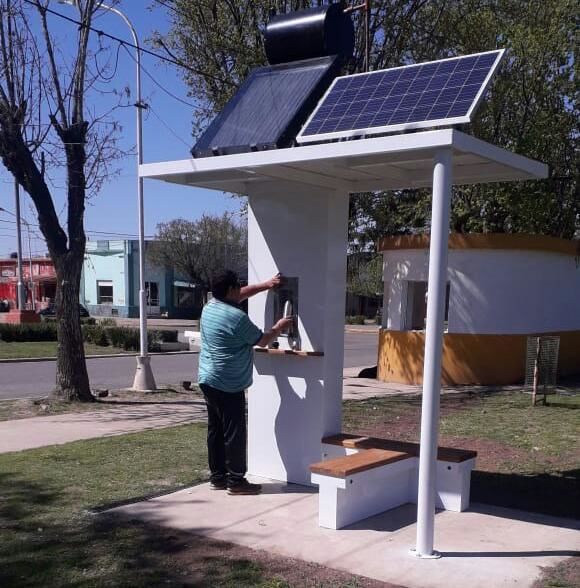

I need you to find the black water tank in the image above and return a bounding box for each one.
[265,3,354,65]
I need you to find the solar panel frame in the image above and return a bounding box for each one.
[192,56,341,158]
[296,49,505,144]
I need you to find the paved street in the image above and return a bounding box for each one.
[0,330,378,400]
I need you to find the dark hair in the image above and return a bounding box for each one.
[211,270,240,300]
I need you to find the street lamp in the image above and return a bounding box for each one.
[59,0,156,390]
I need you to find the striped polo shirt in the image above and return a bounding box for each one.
[198,298,263,393]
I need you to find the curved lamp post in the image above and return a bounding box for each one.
[59,0,156,390]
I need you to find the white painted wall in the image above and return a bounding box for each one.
[383,248,580,334]
[247,183,349,485]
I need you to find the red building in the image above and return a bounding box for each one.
[0,257,56,311]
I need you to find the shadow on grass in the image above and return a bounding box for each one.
[0,472,270,588]
[0,472,381,588]
[543,402,580,410]
[472,468,580,522]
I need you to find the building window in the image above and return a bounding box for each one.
[145,282,159,306]
[97,281,114,304]
[403,281,450,331]
[174,285,195,308]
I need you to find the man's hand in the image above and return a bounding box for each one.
[274,316,294,332]
[265,273,282,290]
[256,316,295,347]
[239,273,282,302]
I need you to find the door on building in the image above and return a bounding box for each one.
[145,281,160,316]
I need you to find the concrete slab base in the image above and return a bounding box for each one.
[132,355,157,391]
[111,478,580,588]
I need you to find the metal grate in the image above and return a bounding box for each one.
[524,336,560,405]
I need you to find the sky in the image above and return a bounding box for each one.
[0,1,243,258]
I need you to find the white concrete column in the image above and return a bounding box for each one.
[246,182,349,485]
[415,148,452,557]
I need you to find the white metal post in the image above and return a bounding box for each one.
[128,13,156,391]
[14,180,25,310]
[415,148,452,558]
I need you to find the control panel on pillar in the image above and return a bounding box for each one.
[273,277,300,351]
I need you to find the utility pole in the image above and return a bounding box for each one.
[14,180,25,310]
[345,1,371,72]
[365,0,371,72]
[26,220,35,311]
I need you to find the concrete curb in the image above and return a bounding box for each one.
[344,328,380,335]
[0,350,199,364]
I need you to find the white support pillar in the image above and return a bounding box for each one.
[246,183,349,485]
[415,148,452,558]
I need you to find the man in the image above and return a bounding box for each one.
[198,270,293,495]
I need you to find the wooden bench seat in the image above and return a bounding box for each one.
[322,433,477,463]
[310,448,412,478]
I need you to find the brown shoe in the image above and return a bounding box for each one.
[227,480,262,495]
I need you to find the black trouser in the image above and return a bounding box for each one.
[200,384,246,487]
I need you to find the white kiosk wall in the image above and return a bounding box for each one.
[247,183,349,485]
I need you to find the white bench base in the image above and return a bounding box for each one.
[312,456,416,529]
[312,443,476,529]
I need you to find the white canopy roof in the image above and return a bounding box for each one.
[140,128,548,194]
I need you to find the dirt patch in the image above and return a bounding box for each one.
[533,556,580,588]
[343,391,490,442]
[0,387,203,422]
[105,387,202,404]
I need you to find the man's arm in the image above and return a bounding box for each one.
[256,317,294,348]
[238,273,281,302]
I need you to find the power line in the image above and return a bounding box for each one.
[21,0,235,87]
[0,217,155,239]
[147,104,192,149]
[121,44,197,109]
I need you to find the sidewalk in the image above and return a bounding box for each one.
[0,367,395,453]
[0,369,513,454]
[0,400,207,453]
[343,366,420,399]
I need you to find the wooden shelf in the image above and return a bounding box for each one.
[254,347,324,357]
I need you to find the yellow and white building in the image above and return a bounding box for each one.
[378,233,580,385]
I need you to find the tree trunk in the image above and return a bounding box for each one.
[53,254,93,402]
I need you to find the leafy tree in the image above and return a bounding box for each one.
[148,213,247,300]
[346,253,382,298]
[0,0,124,401]
[153,0,578,243]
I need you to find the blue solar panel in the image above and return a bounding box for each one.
[297,50,504,143]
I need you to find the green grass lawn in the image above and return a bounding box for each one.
[0,392,578,587]
[0,341,127,360]
[0,424,378,588]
